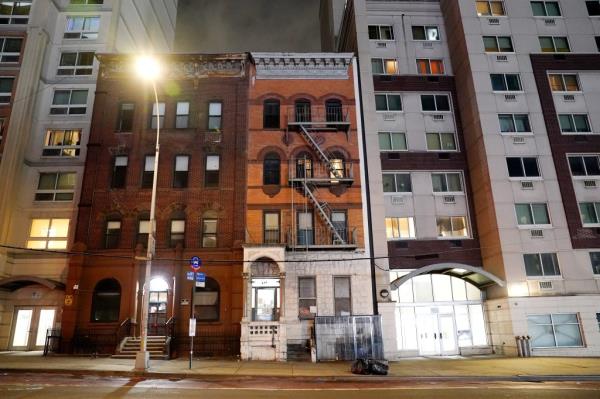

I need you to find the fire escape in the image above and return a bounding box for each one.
[287,100,355,249]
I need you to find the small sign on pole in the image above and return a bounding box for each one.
[189,318,196,337]
[190,256,202,271]
[189,318,196,370]
[195,272,206,288]
[186,271,194,281]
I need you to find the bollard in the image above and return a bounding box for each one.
[515,336,523,357]
[524,335,532,357]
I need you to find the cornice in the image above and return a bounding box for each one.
[250,52,354,80]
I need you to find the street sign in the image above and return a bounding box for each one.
[190,256,202,271]
[186,271,194,281]
[189,318,196,336]
[195,272,206,288]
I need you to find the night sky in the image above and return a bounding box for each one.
[175,0,322,53]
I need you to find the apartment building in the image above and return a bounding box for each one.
[338,0,600,358]
[242,52,379,361]
[0,0,177,352]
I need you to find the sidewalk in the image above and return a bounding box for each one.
[0,351,599,379]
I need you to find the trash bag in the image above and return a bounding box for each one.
[368,359,389,376]
[351,358,369,375]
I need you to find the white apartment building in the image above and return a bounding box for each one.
[0,0,177,351]
[339,0,600,358]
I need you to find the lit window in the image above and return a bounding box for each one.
[426,132,457,151]
[579,202,600,225]
[57,51,94,75]
[378,132,407,151]
[539,36,570,52]
[515,203,551,226]
[375,93,402,111]
[476,1,505,16]
[50,89,88,115]
[531,1,561,17]
[382,173,412,193]
[483,36,514,52]
[0,77,14,103]
[371,58,398,75]
[568,155,600,177]
[0,37,22,62]
[548,74,580,92]
[385,217,416,239]
[170,219,185,248]
[368,25,394,40]
[176,101,189,128]
[0,1,31,24]
[35,172,76,201]
[26,218,69,249]
[506,157,540,178]
[202,218,217,247]
[42,129,81,157]
[524,253,561,277]
[416,59,444,75]
[559,114,591,134]
[499,114,531,133]
[204,154,220,187]
[436,216,468,238]
[431,173,463,193]
[528,314,582,348]
[263,211,280,244]
[137,219,149,247]
[64,16,100,40]
[412,26,440,41]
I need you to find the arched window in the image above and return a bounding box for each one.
[295,152,313,179]
[91,278,121,322]
[330,151,345,180]
[263,99,280,129]
[194,277,220,321]
[295,99,311,122]
[325,99,343,122]
[263,152,281,185]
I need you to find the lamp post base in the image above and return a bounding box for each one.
[134,351,150,371]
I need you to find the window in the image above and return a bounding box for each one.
[476,1,505,16]
[204,154,220,187]
[432,173,463,193]
[490,73,522,91]
[142,155,154,188]
[0,1,31,24]
[371,58,398,75]
[150,102,165,129]
[416,59,444,75]
[412,26,440,41]
[591,252,600,275]
[137,219,149,247]
[57,51,94,75]
[298,277,316,319]
[524,253,561,277]
[295,99,311,122]
[375,93,402,111]
[368,25,394,40]
[437,216,468,238]
[208,101,222,130]
[329,155,345,180]
[539,36,570,52]
[325,99,343,122]
[173,155,189,188]
[483,36,513,52]
[527,314,583,348]
[50,89,87,115]
[0,37,22,62]
[35,172,75,201]
[331,211,347,243]
[597,36,600,51]
[175,101,189,128]
[385,217,416,239]
[421,94,450,111]
[515,203,551,226]
[91,279,120,323]
[263,152,280,185]
[170,219,185,247]
[568,155,600,177]
[64,16,100,40]
[378,132,407,151]
[0,77,13,103]
[559,114,591,133]
[104,220,121,249]
[111,156,127,188]
[43,129,81,157]
[117,103,134,132]
[334,276,351,316]
[263,99,280,128]
[194,278,220,321]
[426,132,457,151]
[499,114,531,133]
[549,74,580,92]
[297,211,314,246]
[531,1,561,16]
[26,218,69,249]
[295,154,312,178]
[202,218,217,248]
[506,157,540,178]
[382,173,412,193]
[588,1,600,16]
[264,211,280,244]
[579,202,600,225]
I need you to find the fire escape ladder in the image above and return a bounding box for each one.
[298,125,344,180]
[302,181,346,245]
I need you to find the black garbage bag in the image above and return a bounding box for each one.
[351,358,369,375]
[368,359,389,376]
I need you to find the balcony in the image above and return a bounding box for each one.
[288,160,354,186]
[286,105,350,131]
[286,226,358,250]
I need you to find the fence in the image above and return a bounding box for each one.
[315,315,384,361]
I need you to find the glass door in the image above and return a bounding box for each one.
[10,307,56,350]
[438,314,458,355]
[416,313,438,356]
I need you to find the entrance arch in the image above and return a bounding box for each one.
[148,277,169,334]
[249,257,280,321]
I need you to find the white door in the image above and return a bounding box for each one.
[10,307,56,351]
[438,314,458,355]
[416,313,439,356]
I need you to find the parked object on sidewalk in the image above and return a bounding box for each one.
[351,358,369,375]
[516,335,532,357]
[351,358,389,375]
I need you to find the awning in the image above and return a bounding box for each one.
[390,263,505,290]
[0,275,65,292]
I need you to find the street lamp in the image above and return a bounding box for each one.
[134,55,161,371]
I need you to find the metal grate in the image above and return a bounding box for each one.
[496,55,508,62]
[539,281,553,290]
[584,180,598,189]
[504,94,517,102]
[563,94,575,102]
[530,229,544,238]
[377,42,387,48]
[432,114,444,121]
[488,18,500,25]
[520,181,534,190]
[391,196,404,205]
[544,19,556,25]
[513,136,526,144]
[443,195,456,204]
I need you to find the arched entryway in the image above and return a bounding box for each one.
[250,258,281,322]
[148,277,169,335]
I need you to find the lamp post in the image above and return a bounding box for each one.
[134,56,161,371]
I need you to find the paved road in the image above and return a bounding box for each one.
[0,372,599,398]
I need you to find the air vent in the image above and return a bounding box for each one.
[584,180,598,188]
[530,229,544,238]
[438,153,451,160]
[432,114,444,121]
[496,55,508,62]
[422,42,433,48]
[391,196,405,205]
[563,94,575,102]
[377,42,387,48]
[544,18,556,25]
[504,94,516,102]
[449,240,463,248]
[383,113,396,121]
[387,153,400,160]
[520,181,534,190]
[488,18,500,25]
[427,76,440,83]
[394,241,409,249]
[553,54,566,60]
[443,195,456,204]
[539,281,553,290]
[512,136,526,144]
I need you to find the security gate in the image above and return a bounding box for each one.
[314,316,384,361]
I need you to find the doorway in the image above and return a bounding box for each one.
[10,307,56,351]
[148,277,169,335]
[416,312,458,356]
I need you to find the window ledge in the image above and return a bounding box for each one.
[436,236,471,240]
[517,225,553,230]
[432,192,465,196]
[582,223,600,228]
[526,276,563,280]
[500,132,534,136]
[509,177,544,182]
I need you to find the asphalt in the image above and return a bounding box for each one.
[0,351,599,381]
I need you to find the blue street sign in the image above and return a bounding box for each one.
[195,272,206,282]
[190,256,202,271]
[186,271,194,281]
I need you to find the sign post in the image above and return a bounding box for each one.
[195,272,206,288]
[188,256,201,370]
[189,318,196,369]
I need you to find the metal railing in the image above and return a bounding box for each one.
[288,160,354,183]
[287,226,357,248]
[287,105,350,126]
[43,328,62,356]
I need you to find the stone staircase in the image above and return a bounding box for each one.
[111,336,170,359]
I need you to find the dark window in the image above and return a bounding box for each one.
[263,152,280,185]
[0,1,32,25]
[412,26,440,41]
[334,276,351,316]
[194,277,219,321]
[173,155,189,188]
[263,99,280,128]
[568,155,600,177]
[591,252,600,275]
[596,36,600,52]
[421,95,450,111]
[208,101,222,130]
[491,74,521,91]
[298,276,316,319]
[0,37,23,62]
[91,278,121,322]
[368,25,394,40]
[524,253,561,277]
[104,220,121,249]
[586,1,600,16]
[295,100,311,122]
[202,218,217,247]
[325,99,343,122]
[170,219,185,248]
[57,51,94,75]
[263,211,280,244]
[111,156,127,188]
[204,154,219,187]
[506,157,540,177]
[117,103,134,132]
[141,155,154,188]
